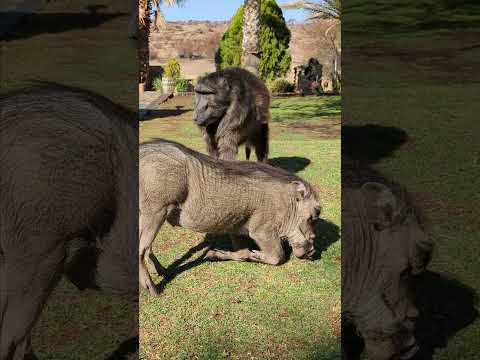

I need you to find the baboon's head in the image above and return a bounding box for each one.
[286,181,321,260]
[193,73,231,127]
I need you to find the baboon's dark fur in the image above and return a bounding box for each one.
[193,67,270,162]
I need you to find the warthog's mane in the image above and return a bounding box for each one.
[343,157,426,226]
[0,81,138,130]
[141,139,316,196]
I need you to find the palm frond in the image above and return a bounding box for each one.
[280,0,341,20]
[153,9,167,30]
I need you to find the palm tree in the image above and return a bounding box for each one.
[242,0,262,76]
[138,0,182,86]
[280,0,341,20]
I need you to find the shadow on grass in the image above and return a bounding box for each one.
[312,219,341,260]
[342,124,408,164]
[104,336,138,360]
[269,156,311,173]
[1,11,128,41]
[341,271,479,360]
[153,218,340,294]
[154,240,210,294]
[411,271,478,360]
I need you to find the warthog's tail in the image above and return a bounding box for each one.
[245,146,251,160]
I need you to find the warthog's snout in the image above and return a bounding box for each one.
[299,247,316,260]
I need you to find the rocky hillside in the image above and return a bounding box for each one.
[150,19,340,80]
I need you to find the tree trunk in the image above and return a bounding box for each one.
[138,0,151,85]
[242,0,262,77]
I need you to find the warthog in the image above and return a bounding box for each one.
[0,85,138,359]
[342,159,433,360]
[139,139,321,296]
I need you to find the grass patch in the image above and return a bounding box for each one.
[139,95,341,359]
[270,96,341,123]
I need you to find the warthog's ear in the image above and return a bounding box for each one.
[361,182,399,230]
[292,181,307,201]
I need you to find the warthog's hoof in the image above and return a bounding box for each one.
[140,275,161,297]
[204,249,219,261]
[142,280,161,297]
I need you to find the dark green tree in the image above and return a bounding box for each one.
[216,0,292,81]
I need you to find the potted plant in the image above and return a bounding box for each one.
[162,58,181,94]
[175,78,193,94]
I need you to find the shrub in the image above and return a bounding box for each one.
[215,0,292,81]
[176,78,193,92]
[164,58,181,80]
[268,78,295,93]
[152,76,163,92]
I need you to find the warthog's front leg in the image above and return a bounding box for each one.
[139,209,167,296]
[205,248,251,262]
[205,248,286,266]
[206,232,286,266]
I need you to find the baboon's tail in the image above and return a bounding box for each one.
[256,123,269,163]
[245,146,251,160]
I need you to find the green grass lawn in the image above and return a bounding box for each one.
[139,95,341,360]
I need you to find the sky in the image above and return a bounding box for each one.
[160,0,306,22]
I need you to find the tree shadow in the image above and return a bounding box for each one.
[1,11,128,41]
[269,156,311,173]
[342,124,408,164]
[410,271,479,359]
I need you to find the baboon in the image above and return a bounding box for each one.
[193,67,270,162]
[139,139,321,296]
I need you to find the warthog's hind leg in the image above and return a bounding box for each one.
[139,209,167,296]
